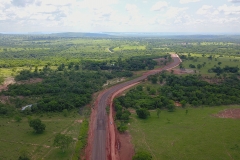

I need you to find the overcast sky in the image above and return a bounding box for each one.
[0,0,240,33]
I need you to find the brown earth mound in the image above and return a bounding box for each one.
[214,109,240,119]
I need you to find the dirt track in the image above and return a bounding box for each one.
[87,54,182,160]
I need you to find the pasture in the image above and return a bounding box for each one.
[129,106,240,160]
[0,111,83,160]
[179,54,240,75]
[113,45,146,51]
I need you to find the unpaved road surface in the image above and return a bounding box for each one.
[89,54,182,160]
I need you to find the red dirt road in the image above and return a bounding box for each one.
[86,54,182,160]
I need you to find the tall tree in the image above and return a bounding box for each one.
[29,119,46,133]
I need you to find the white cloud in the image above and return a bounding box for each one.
[196,5,213,15]
[126,4,139,14]
[149,6,188,26]
[125,4,146,26]
[228,0,240,3]
[164,7,188,18]
[151,1,168,11]
[180,0,200,4]
[218,4,240,15]
[0,0,240,32]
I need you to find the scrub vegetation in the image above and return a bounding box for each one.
[1,34,240,159]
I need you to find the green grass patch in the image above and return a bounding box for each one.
[180,54,240,75]
[72,120,89,160]
[0,111,83,160]
[129,106,240,160]
[113,45,146,51]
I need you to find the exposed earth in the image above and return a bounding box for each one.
[0,77,43,103]
[214,109,240,119]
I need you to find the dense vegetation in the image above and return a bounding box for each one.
[83,56,157,71]
[0,68,136,114]
[161,74,240,106]
[115,72,240,115]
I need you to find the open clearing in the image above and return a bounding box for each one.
[0,112,83,160]
[129,106,240,160]
[179,54,240,75]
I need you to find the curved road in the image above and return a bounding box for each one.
[91,54,182,160]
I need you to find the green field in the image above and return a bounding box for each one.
[0,110,85,160]
[129,106,240,160]
[113,45,146,51]
[179,54,240,75]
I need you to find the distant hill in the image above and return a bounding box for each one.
[51,32,111,37]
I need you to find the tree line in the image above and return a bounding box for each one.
[114,72,240,120]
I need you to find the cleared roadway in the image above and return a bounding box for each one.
[92,54,182,160]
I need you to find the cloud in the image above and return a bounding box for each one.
[125,4,146,26]
[151,1,168,11]
[11,0,38,7]
[126,4,139,14]
[149,6,188,26]
[218,4,240,15]
[180,0,200,4]
[196,5,213,15]
[228,0,240,3]
[165,7,188,18]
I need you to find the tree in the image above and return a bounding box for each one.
[29,118,46,133]
[136,108,150,119]
[132,151,152,160]
[156,108,161,118]
[53,133,73,152]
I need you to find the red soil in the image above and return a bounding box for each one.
[0,77,15,92]
[108,82,139,160]
[214,109,240,119]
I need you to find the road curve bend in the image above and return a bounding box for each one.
[90,54,182,160]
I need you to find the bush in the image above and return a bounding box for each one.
[136,108,150,119]
[132,151,152,160]
[117,123,127,133]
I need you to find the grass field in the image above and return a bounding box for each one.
[129,106,240,160]
[180,54,240,75]
[113,45,146,51]
[0,110,86,160]
[0,66,58,78]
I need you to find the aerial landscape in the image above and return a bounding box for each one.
[1,0,240,160]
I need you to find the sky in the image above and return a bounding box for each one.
[0,0,240,33]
